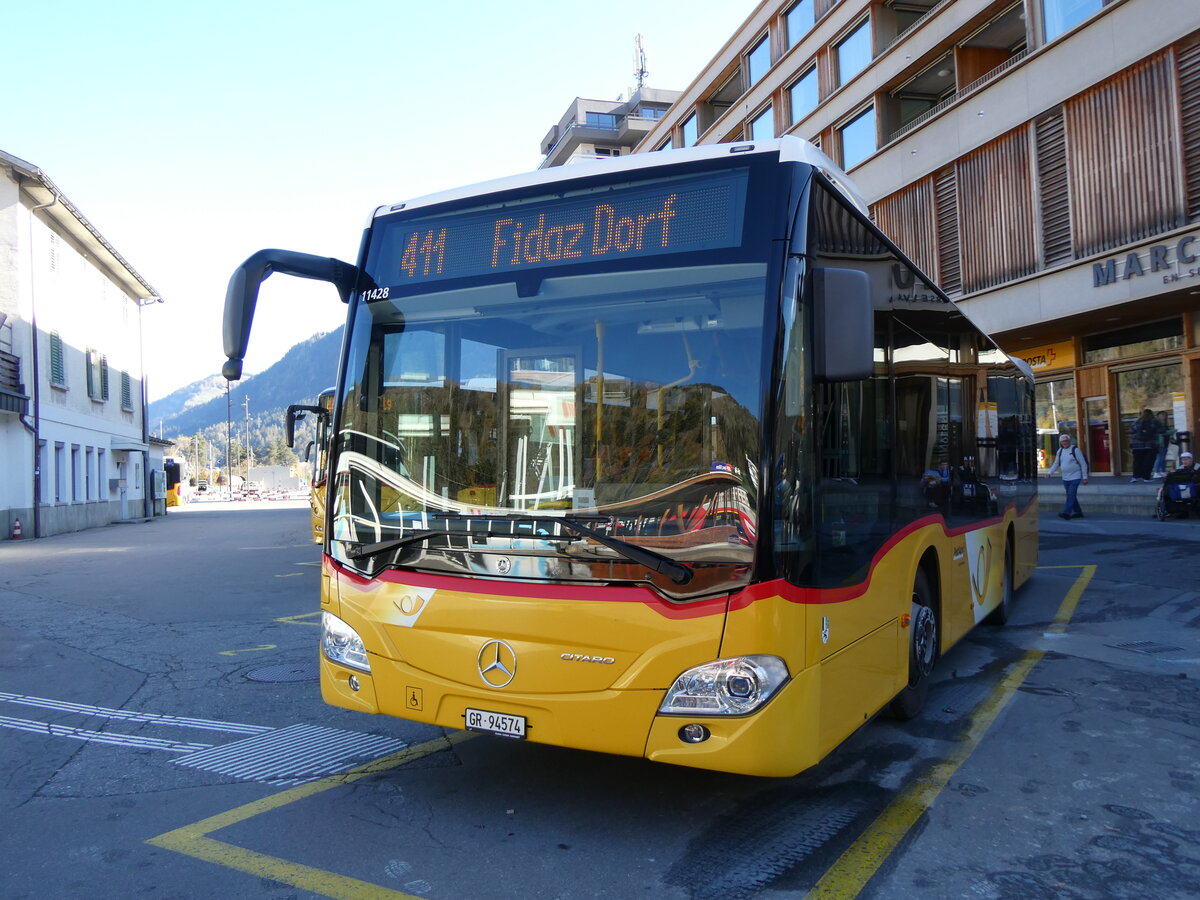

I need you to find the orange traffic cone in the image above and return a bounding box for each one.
[11,517,22,540]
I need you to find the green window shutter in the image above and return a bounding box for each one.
[50,331,66,386]
[121,371,133,411]
[100,355,109,401]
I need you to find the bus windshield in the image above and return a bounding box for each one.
[331,257,767,598]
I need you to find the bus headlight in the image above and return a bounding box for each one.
[321,612,371,673]
[659,655,789,715]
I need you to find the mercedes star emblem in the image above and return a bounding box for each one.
[477,639,517,688]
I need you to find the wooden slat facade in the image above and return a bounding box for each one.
[1066,51,1184,258]
[871,175,937,277]
[1035,109,1073,267]
[958,129,1037,293]
[1177,41,1200,221]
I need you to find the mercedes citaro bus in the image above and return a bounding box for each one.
[222,138,1037,776]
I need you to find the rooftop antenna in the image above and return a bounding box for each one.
[634,33,648,90]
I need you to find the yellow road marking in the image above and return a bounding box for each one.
[217,644,277,656]
[806,564,1097,899]
[147,731,476,899]
[275,611,322,627]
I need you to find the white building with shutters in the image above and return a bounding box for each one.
[1,149,164,539]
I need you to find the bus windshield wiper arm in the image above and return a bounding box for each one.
[557,517,693,586]
[345,516,692,585]
[343,529,534,560]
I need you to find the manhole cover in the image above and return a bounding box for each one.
[245,662,319,683]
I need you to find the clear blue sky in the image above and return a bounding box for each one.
[2,1,753,400]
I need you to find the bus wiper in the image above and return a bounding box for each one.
[345,516,693,586]
[343,529,538,560]
[557,517,693,586]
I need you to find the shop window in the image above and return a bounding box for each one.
[1115,363,1183,474]
[1082,318,1184,365]
[1035,377,1077,468]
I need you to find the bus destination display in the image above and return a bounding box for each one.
[375,169,748,288]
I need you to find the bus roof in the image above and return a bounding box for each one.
[373,137,868,223]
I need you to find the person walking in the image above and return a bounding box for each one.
[1047,432,1089,520]
[1129,408,1163,482]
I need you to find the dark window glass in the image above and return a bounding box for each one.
[747,35,771,86]
[785,0,815,48]
[1042,0,1102,41]
[789,68,818,124]
[836,19,872,86]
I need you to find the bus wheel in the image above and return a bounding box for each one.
[984,540,1013,626]
[887,570,937,721]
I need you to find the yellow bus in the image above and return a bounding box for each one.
[286,387,335,543]
[163,455,189,507]
[223,138,1037,777]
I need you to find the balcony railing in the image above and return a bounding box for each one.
[0,349,28,415]
[887,48,1029,144]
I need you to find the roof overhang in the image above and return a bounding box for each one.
[111,438,150,452]
[1,149,162,306]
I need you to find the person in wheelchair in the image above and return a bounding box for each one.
[1156,451,1199,520]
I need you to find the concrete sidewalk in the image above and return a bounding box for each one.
[1037,472,1195,518]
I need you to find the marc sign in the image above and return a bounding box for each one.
[1092,233,1200,287]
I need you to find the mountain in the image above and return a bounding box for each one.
[150,328,343,464]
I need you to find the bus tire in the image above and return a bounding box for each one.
[984,539,1013,626]
[887,569,937,721]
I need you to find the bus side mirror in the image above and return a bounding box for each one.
[813,267,873,382]
[223,250,364,381]
[285,404,323,448]
[304,440,315,463]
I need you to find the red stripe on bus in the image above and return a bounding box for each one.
[325,499,1031,618]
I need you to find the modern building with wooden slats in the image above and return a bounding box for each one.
[637,0,1200,477]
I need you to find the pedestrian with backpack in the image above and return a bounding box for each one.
[1047,432,1089,520]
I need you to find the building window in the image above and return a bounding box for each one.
[72,445,80,501]
[750,106,775,141]
[681,114,698,148]
[836,18,872,87]
[49,330,66,387]
[789,67,819,124]
[86,349,109,401]
[838,105,876,168]
[55,443,65,503]
[86,447,94,500]
[121,371,133,411]
[785,0,815,48]
[585,112,618,129]
[1042,0,1102,42]
[747,35,772,87]
[636,106,667,120]
[1082,318,1184,365]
